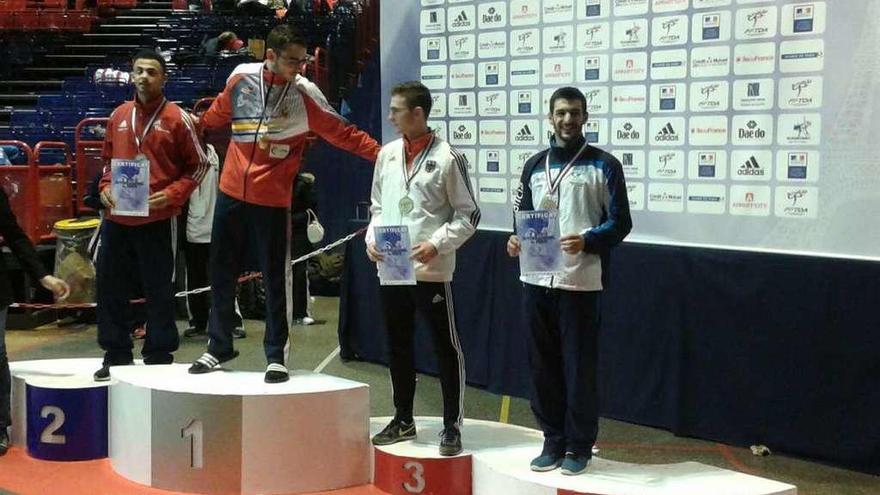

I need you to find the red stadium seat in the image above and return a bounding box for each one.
[33,141,74,241]
[74,118,108,215]
[0,140,39,243]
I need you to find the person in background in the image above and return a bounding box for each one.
[507,86,632,476]
[182,139,246,339]
[290,171,317,325]
[0,188,70,455]
[200,31,245,58]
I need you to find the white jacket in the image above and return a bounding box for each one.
[186,144,220,243]
[366,134,480,282]
[514,137,632,291]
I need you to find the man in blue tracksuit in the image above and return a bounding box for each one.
[507,86,632,476]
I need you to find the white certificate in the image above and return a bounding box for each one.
[375,225,417,286]
[516,210,565,276]
[110,158,150,217]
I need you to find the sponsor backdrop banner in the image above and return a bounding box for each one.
[381,0,880,260]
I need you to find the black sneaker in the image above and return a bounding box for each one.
[183,326,207,338]
[439,425,462,456]
[0,429,9,456]
[264,363,289,383]
[93,365,111,382]
[232,327,247,339]
[188,350,239,374]
[371,419,417,446]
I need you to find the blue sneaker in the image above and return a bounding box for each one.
[530,451,564,472]
[560,452,590,476]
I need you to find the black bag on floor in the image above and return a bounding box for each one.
[238,275,266,320]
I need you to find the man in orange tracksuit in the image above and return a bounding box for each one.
[188,24,380,383]
[94,50,209,381]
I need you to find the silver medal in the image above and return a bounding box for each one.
[539,196,558,211]
[399,196,415,215]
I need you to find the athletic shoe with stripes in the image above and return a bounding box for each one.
[264,363,289,383]
[188,350,239,374]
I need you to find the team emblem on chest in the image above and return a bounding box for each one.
[425,160,437,173]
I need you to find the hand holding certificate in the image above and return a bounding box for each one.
[515,210,565,276]
[110,158,150,217]
[374,225,417,286]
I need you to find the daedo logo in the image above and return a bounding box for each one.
[482,7,502,24]
[617,121,641,141]
[452,125,473,141]
[739,119,767,140]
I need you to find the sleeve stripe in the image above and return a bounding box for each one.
[450,147,481,229]
[179,108,210,183]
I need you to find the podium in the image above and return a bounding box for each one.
[10,358,109,461]
[109,364,370,495]
[373,417,797,495]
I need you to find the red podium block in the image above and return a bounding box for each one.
[374,448,472,495]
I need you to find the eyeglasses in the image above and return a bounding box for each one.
[278,54,315,66]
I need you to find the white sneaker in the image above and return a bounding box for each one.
[301,317,315,325]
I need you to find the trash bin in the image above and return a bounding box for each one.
[53,218,101,304]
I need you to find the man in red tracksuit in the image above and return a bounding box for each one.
[93,50,209,381]
[188,24,380,383]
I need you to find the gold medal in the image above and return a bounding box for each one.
[399,196,415,215]
[539,196,558,211]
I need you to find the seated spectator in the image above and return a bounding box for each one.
[93,67,131,85]
[200,31,245,57]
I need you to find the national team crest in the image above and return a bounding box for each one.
[425,160,437,172]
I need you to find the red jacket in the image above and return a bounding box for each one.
[99,97,209,226]
[202,63,380,207]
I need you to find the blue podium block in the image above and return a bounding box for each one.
[18,369,109,461]
[11,359,111,461]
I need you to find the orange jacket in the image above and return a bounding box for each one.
[99,97,209,226]
[202,63,380,207]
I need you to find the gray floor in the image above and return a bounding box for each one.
[3,296,878,495]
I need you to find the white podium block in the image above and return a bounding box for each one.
[109,364,370,495]
[371,417,796,495]
[9,358,109,461]
[473,445,798,495]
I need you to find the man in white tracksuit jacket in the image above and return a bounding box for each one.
[366,81,480,457]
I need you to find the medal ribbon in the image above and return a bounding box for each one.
[401,132,437,193]
[131,97,167,153]
[258,70,292,138]
[543,139,590,198]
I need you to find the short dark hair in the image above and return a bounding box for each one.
[131,49,167,74]
[267,24,306,52]
[391,81,432,117]
[218,31,237,44]
[549,86,587,115]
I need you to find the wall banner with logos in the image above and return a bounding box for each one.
[381,0,880,260]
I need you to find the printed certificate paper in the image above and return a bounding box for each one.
[375,225,417,286]
[516,210,564,276]
[110,158,150,217]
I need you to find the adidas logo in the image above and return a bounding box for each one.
[654,122,678,142]
[432,294,445,304]
[452,11,470,27]
[737,156,764,176]
[514,125,535,142]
